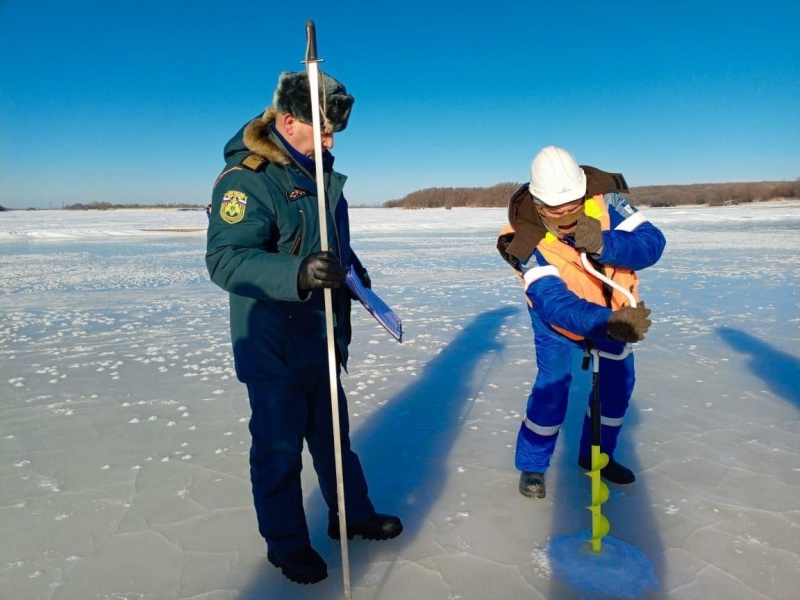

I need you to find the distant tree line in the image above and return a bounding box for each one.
[627,180,800,207]
[382,179,800,209]
[382,183,519,209]
[5,179,799,211]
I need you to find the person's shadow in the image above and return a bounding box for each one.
[717,326,800,407]
[240,306,518,598]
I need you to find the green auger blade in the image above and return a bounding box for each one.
[591,477,610,505]
[586,445,610,552]
[588,506,611,552]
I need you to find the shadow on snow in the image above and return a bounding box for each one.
[717,326,800,408]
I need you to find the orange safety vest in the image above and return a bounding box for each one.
[504,195,640,341]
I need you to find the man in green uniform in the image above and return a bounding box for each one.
[206,70,401,585]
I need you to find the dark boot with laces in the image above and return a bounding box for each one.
[328,513,403,541]
[578,456,636,484]
[267,545,327,584]
[519,471,546,498]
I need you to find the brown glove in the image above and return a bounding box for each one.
[607,302,652,343]
[574,212,604,254]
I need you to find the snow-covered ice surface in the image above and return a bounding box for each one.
[1,201,799,600]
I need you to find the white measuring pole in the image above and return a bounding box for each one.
[305,20,351,599]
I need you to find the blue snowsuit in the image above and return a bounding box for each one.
[498,181,665,474]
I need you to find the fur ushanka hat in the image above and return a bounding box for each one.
[272,71,354,133]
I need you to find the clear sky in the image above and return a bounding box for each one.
[1,0,798,209]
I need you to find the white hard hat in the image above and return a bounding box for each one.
[529,146,587,207]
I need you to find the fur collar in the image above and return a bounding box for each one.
[243,108,291,165]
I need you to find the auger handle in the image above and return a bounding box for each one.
[580,252,636,309]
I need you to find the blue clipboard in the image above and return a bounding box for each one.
[345,266,403,343]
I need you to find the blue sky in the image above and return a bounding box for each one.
[1,0,798,209]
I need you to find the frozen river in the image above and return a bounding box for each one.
[1,201,799,599]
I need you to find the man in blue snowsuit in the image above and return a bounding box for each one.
[498,146,666,499]
[206,71,401,584]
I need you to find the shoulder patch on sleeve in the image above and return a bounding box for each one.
[607,193,637,218]
[241,154,268,172]
[220,191,248,224]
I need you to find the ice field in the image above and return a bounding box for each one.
[1,201,799,599]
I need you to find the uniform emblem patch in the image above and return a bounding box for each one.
[220,191,247,224]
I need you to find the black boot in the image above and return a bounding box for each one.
[328,513,403,541]
[578,457,636,484]
[519,471,546,498]
[267,545,327,584]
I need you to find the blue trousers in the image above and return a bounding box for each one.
[246,373,375,553]
[515,332,636,473]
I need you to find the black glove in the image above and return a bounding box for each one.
[298,251,346,290]
[574,212,603,254]
[607,302,652,343]
[360,270,372,289]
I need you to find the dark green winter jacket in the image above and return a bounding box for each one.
[206,109,364,382]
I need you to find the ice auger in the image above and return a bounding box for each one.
[580,252,636,552]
